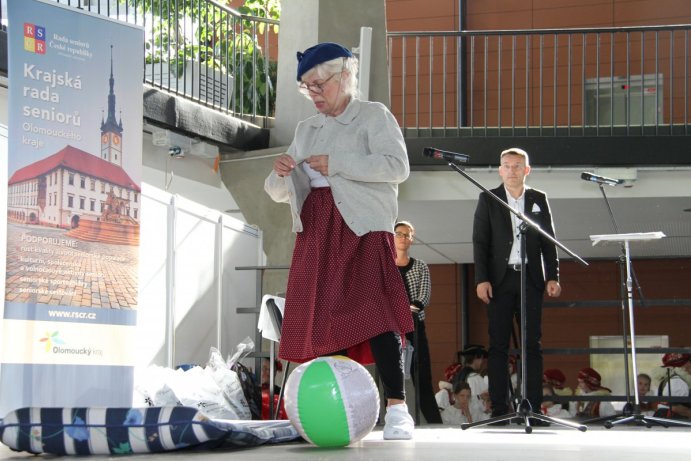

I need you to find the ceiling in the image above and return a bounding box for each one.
[397,167,691,265]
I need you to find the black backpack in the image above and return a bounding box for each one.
[230,361,262,420]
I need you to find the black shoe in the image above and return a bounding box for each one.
[491,409,508,418]
[529,417,551,427]
[488,419,510,426]
[488,410,510,426]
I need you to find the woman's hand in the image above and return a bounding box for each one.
[306,154,329,176]
[273,154,296,177]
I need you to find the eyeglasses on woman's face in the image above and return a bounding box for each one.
[394,231,413,240]
[298,73,337,95]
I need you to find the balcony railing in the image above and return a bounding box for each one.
[387,25,691,138]
[4,3,688,139]
[1,0,279,127]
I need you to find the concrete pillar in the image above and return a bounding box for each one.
[220,147,294,297]
[272,0,389,147]
[222,0,391,297]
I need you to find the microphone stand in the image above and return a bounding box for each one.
[580,183,634,425]
[577,183,634,425]
[584,184,691,429]
[450,162,588,433]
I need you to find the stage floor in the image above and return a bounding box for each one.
[1,423,687,461]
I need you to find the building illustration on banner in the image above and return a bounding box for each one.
[7,47,140,240]
[5,42,140,309]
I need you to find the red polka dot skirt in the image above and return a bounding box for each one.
[278,188,414,364]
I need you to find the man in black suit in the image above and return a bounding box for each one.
[472,147,561,421]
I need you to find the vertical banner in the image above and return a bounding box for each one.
[2,0,143,414]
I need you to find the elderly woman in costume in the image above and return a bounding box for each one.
[264,42,414,439]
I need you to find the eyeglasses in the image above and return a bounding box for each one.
[394,231,412,240]
[298,73,337,95]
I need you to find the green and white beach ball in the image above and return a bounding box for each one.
[283,356,380,447]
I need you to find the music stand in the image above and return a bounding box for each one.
[436,160,588,433]
[581,180,646,425]
[589,232,691,428]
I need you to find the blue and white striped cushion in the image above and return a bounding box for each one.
[0,407,227,455]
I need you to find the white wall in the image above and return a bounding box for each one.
[272,0,389,147]
[138,186,262,368]
[141,130,247,222]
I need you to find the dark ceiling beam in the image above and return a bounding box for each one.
[407,135,691,169]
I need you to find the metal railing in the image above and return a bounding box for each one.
[1,0,279,126]
[5,3,689,138]
[387,25,691,137]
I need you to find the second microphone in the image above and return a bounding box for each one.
[423,147,470,163]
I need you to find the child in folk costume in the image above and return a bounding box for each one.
[654,352,691,419]
[570,367,616,418]
[541,383,571,419]
[439,381,489,425]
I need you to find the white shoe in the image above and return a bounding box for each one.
[383,403,414,440]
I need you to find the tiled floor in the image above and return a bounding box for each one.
[1,423,688,461]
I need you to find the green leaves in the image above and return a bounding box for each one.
[130,0,279,116]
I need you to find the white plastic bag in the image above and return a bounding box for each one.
[205,347,251,419]
[133,347,251,420]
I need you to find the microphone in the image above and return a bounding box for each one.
[581,172,624,186]
[423,147,470,164]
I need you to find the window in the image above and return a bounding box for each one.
[79,197,85,210]
[80,176,86,189]
[90,199,95,211]
[90,179,95,191]
[68,173,74,186]
[67,195,74,208]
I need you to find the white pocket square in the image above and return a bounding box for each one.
[532,203,541,212]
